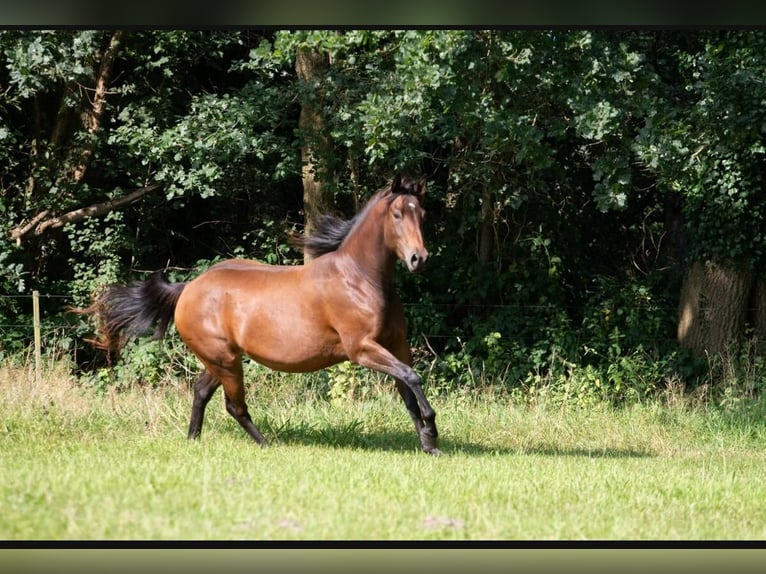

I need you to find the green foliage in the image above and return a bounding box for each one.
[2,29,766,399]
[108,81,293,202]
[633,31,766,268]
[1,30,101,99]
[80,334,197,394]
[64,210,131,305]
[703,337,766,411]
[325,361,381,405]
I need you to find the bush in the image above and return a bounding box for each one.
[79,334,197,394]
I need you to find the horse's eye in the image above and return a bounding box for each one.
[392,209,402,220]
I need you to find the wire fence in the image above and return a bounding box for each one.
[0,290,685,350]
[0,290,704,390]
[0,293,73,329]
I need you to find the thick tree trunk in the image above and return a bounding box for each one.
[295,46,331,262]
[677,260,753,355]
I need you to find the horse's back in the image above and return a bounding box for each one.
[204,258,280,272]
[175,258,308,321]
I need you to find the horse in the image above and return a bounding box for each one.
[78,175,441,454]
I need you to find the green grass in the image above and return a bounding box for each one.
[2,360,765,540]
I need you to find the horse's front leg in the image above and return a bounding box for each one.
[350,338,441,455]
[394,378,440,454]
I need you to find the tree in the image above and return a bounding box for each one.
[632,31,766,355]
[294,44,331,257]
[0,30,298,321]
[1,31,170,250]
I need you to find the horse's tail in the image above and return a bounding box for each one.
[72,272,187,353]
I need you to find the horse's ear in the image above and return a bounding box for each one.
[413,177,427,198]
[391,174,427,198]
[391,173,402,194]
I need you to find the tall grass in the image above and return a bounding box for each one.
[1,355,765,540]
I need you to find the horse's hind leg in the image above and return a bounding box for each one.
[207,360,267,446]
[188,370,220,440]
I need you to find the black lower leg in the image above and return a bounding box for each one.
[188,372,219,440]
[225,396,267,445]
[396,379,440,454]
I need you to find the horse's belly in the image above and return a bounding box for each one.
[238,314,346,373]
[250,351,345,374]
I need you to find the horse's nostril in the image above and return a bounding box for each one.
[409,252,427,271]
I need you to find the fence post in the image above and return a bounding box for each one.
[32,290,42,384]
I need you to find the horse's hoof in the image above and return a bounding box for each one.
[425,447,444,456]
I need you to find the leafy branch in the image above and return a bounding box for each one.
[10,183,162,245]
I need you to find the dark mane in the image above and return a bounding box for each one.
[291,212,357,258]
[290,174,424,259]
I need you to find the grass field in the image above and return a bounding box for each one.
[1,359,765,541]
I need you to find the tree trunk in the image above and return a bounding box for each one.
[750,278,766,353]
[295,46,331,262]
[478,189,496,264]
[677,260,753,355]
[70,30,124,184]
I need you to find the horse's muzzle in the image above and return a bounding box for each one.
[406,249,429,273]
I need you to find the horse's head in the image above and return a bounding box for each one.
[385,175,429,272]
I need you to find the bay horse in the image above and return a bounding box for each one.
[80,175,441,454]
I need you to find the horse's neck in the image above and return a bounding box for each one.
[337,203,396,289]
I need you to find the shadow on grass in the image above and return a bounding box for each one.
[249,418,653,458]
